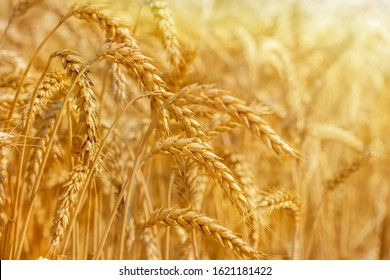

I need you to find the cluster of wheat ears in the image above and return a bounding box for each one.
[0,0,389,260]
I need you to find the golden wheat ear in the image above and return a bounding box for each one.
[325,151,371,191]
[257,187,302,223]
[141,207,269,260]
[174,85,301,161]
[149,136,253,219]
[144,0,182,77]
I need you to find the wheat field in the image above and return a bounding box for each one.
[0,0,389,260]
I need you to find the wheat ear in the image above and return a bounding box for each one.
[49,49,99,252]
[175,85,300,160]
[144,0,181,75]
[325,152,371,191]
[25,100,63,191]
[174,158,206,211]
[257,187,302,222]
[150,136,253,219]
[311,123,365,152]
[23,71,68,128]
[51,164,86,251]
[141,207,267,260]
[98,42,209,141]
[51,49,98,166]
[67,2,137,45]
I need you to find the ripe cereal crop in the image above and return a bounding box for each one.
[0,0,389,260]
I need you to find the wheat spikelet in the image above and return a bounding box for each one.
[144,0,181,76]
[174,159,194,208]
[175,84,300,160]
[99,42,171,137]
[99,43,166,95]
[141,207,267,260]
[66,2,169,126]
[257,187,302,223]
